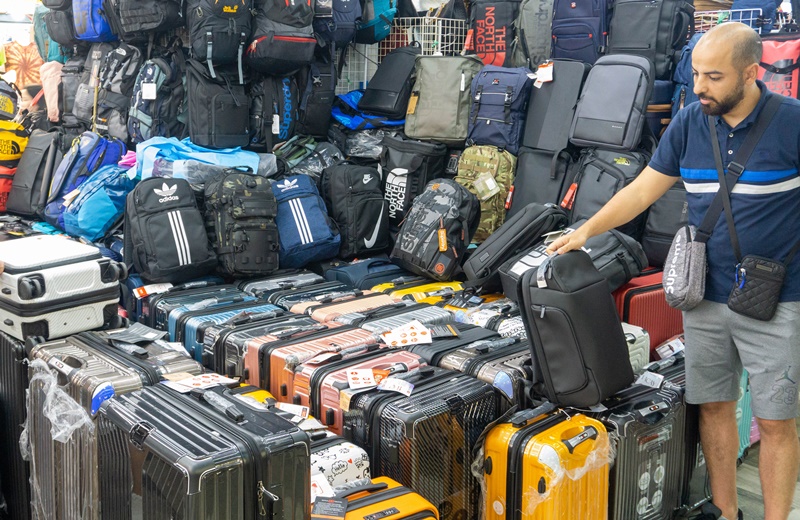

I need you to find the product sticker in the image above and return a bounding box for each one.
[172,373,238,390]
[381,320,432,347]
[536,61,554,83]
[407,94,418,115]
[272,114,280,135]
[473,172,501,201]
[635,371,665,390]
[311,497,347,519]
[655,337,685,360]
[347,368,378,389]
[275,402,310,419]
[134,283,173,299]
[142,82,157,100]
[310,474,336,503]
[377,377,414,396]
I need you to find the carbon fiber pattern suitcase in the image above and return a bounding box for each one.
[236,269,325,295]
[268,281,352,310]
[342,367,498,520]
[484,313,528,339]
[0,331,30,520]
[26,332,204,520]
[138,281,233,329]
[359,304,455,334]
[97,384,311,520]
[613,272,683,351]
[405,323,499,365]
[586,383,686,520]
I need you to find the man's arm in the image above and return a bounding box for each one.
[546,166,679,254]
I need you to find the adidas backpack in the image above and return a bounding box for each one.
[124,177,218,283]
[204,168,280,276]
[128,45,188,143]
[390,178,481,281]
[271,174,341,268]
[186,0,253,84]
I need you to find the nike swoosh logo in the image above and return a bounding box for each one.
[364,211,383,249]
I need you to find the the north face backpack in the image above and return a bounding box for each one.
[94,43,144,141]
[467,65,533,155]
[204,168,280,276]
[0,80,19,121]
[390,178,481,281]
[62,163,136,241]
[72,0,119,42]
[295,49,337,139]
[186,0,254,84]
[672,32,702,117]
[248,74,300,153]
[128,46,188,143]
[271,174,341,268]
[509,0,555,69]
[0,121,28,163]
[357,43,421,120]
[355,0,397,44]
[454,145,517,243]
[313,0,361,47]
[124,177,218,283]
[759,33,800,99]
[321,162,389,258]
[468,0,521,67]
[246,0,317,75]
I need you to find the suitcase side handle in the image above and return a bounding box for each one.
[562,425,599,454]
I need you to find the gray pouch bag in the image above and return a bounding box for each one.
[663,224,706,310]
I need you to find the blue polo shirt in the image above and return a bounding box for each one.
[650,81,800,303]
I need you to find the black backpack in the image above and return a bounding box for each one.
[295,49,337,139]
[7,130,63,218]
[185,59,250,149]
[321,162,389,258]
[248,74,300,153]
[357,43,421,119]
[186,0,253,84]
[59,54,85,123]
[103,0,183,42]
[468,0,521,67]
[124,177,218,283]
[93,42,144,142]
[641,180,688,268]
[204,169,280,276]
[128,45,188,143]
[246,0,317,75]
[313,0,361,47]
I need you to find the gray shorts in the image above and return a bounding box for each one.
[683,300,800,420]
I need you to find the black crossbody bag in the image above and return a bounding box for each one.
[708,96,800,321]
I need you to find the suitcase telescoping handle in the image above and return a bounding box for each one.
[510,401,557,427]
[167,280,221,292]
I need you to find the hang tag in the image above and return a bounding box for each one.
[381,321,432,347]
[635,371,665,389]
[310,474,336,503]
[378,377,414,396]
[438,228,448,252]
[339,389,354,412]
[407,94,418,115]
[173,373,238,390]
[430,324,460,338]
[91,382,115,416]
[347,368,377,390]
[473,172,501,201]
[275,402,310,419]
[372,368,392,386]
[272,114,280,135]
[134,283,173,299]
[536,62,554,83]
[655,337,685,360]
[560,182,578,210]
[311,497,348,520]
[588,403,608,412]
[142,82,157,100]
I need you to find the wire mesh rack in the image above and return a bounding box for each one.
[694,8,763,33]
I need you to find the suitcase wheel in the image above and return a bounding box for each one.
[100,261,128,283]
[105,315,129,329]
[18,275,45,300]
[24,336,46,355]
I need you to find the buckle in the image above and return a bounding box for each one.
[727,161,745,176]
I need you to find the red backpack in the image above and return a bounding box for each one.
[0,165,17,212]
[759,33,800,99]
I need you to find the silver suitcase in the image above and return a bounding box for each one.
[359,305,454,334]
[622,322,650,374]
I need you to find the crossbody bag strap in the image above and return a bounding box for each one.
[709,119,743,261]
[695,94,783,247]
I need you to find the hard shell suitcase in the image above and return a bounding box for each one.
[613,271,683,351]
[236,270,325,296]
[166,291,259,340]
[374,280,463,305]
[268,280,353,310]
[310,431,371,490]
[97,384,311,520]
[298,293,400,323]
[481,405,611,520]
[334,476,440,520]
[139,281,233,330]
[622,322,650,374]
[405,322,500,365]
[0,331,31,520]
[359,303,455,334]
[332,301,417,326]
[737,370,753,462]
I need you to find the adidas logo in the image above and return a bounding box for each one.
[276,178,299,192]
[363,174,373,185]
[154,183,179,203]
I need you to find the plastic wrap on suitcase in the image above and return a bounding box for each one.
[737,370,753,461]
[621,322,650,374]
[405,322,499,365]
[310,431,372,490]
[236,269,325,295]
[613,271,683,351]
[0,331,31,520]
[359,303,455,334]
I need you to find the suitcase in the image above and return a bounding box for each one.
[293,292,400,323]
[268,280,354,310]
[586,382,686,520]
[737,370,753,462]
[358,303,456,334]
[484,312,527,339]
[333,476,439,520]
[405,322,500,365]
[0,331,31,520]
[613,271,684,352]
[440,292,507,316]
[750,416,760,446]
[97,384,311,520]
[167,290,258,340]
[372,279,463,305]
[26,331,204,520]
[295,348,427,435]
[341,367,498,520]
[333,301,418,325]
[0,235,126,340]
[309,430,372,490]
[323,257,414,289]
[236,269,325,295]
[451,298,517,325]
[140,282,238,330]
[622,322,650,374]
[481,405,610,520]
[124,275,225,323]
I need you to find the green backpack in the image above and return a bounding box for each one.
[455,145,517,243]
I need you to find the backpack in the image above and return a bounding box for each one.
[248,74,300,153]
[185,59,251,149]
[509,0,555,69]
[292,141,344,182]
[39,62,64,125]
[44,8,83,48]
[34,5,69,64]
[404,55,484,146]
[59,55,85,123]
[672,32,701,117]
[355,0,397,44]
[43,0,72,10]
[467,65,533,155]
[321,162,389,258]
[607,0,694,80]
[124,177,218,283]
[204,168,280,276]
[313,0,361,47]
[379,134,448,230]
[296,49,337,139]
[62,164,136,241]
[641,179,687,268]
[454,145,517,243]
[43,131,126,229]
[0,166,16,213]
[569,54,654,152]
[0,80,18,121]
[71,43,115,124]
[128,46,188,143]
[390,179,481,281]
[0,121,28,163]
[7,130,64,218]
[357,43,421,120]
[102,0,183,41]
[273,134,318,169]
[186,0,253,84]
[732,0,779,32]
[550,0,612,64]
[271,174,341,268]
[94,43,144,141]
[331,90,406,130]
[468,0,521,67]
[73,0,119,42]
[246,0,317,76]
[759,33,800,99]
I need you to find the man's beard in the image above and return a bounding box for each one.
[699,76,746,116]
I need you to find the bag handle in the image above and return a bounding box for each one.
[333,482,388,499]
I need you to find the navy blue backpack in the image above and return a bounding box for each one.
[73,0,118,42]
[550,0,611,64]
[314,0,362,47]
[672,33,702,118]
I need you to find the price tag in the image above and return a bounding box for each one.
[655,337,685,360]
[310,474,336,502]
[142,82,157,100]
[275,402,310,419]
[173,373,238,390]
[134,283,173,299]
[537,61,554,83]
[635,371,665,390]
[272,114,280,135]
[377,377,414,396]
[347,368,377,390]
[339,389,354,412]
[406,94,418,115]
[588,403,608,412]
[311,497,347,520]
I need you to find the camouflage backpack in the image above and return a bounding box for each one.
[204,168,280,277]
[455,145,517,242]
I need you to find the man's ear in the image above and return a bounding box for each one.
[744,62,760,84]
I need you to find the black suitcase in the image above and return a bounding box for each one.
[405,322,500,365]
[97,384,311,520]
[463,202,568,292]
[357,44,422,119]
[519,251,635,407]
[0,331,30,520]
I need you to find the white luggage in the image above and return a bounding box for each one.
[622,322,650,374]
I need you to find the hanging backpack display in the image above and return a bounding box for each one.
[102,0,183,40]
[248,74,300,153]
[271,174,341,268]
[124,177,218,283]
[128,46,188,143]
[44,8,83,48]
[390,179,481,281]
[246,0,317,75]
[186,0,253,84]
[204,168,280,276]
[759,33,800,99]
[93,42,144,141]
[550,0,612,64]
[509,0,555,69]
[355,0,397,44]
[72,0,119,42]
[0,122,28,163]
[296,49,337,139]
[321,162,389,258]
[467,64,533,155]
[313,0,361,46]
[468,0,521,67]
[71,43,115,124]
[357,43,421,120]
[33,5,69,64]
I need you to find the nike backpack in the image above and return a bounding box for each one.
[390,179,481,281]
[124,177,218,283]
[204,168,280,276]
[128,45,187,143]
[321,162,389,259]
[271,174,341,268]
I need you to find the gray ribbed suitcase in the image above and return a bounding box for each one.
[358,304,455,334]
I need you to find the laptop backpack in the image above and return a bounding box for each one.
[313,0,361,47]
[550,0,612,64]
[246,0,317,76]
[186,0,253,84]
[295,49,337,139]
[128,46,187,143]
[468,0,521,67]
[358,43,421,120]
[248,74,300,153]
[509,0,556,69]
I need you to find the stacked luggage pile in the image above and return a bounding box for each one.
[0,0,794,516]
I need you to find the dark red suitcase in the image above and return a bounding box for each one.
[613,271,683,356]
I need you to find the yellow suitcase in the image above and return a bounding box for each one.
[372,279,463,305]
[324,476,439,520]
[481,405,611,520]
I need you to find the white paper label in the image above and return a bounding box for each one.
[377,377,414,396]
[656,338,685,360]
[272,114,280,135]
[537,62,553,82]
[173,373,238,390]
[347,369,377,390]
[134,283,173,299]
[298,417,326,431]
[381,320,432,348]
[635,371,665,389]
[142,82,157,100]
[275,402,310,419]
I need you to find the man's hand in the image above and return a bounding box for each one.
[545,229,589,256]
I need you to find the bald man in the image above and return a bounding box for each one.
[547,23,800,520]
